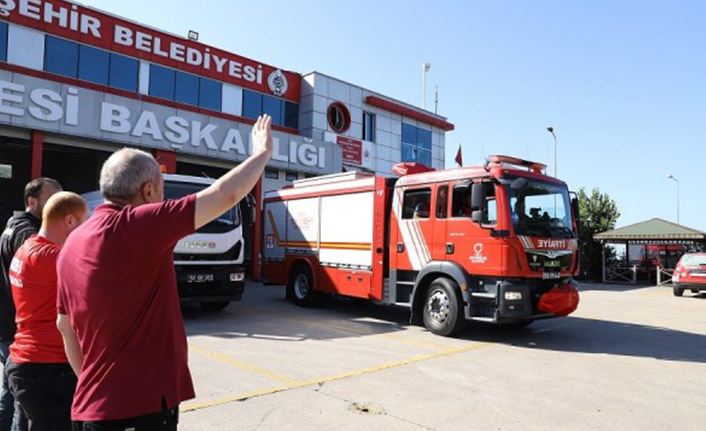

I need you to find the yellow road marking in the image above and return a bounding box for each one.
[189,345,298,385]
[181,341,490,413]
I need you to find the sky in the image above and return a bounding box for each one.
[89,0,706,231]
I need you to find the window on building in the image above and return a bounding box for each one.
[284,101,299,129]
[45,36,78,78]
[149,64,175,100]
[109,53,138,92]
[78,45,110,86]
[436,185,448,219]
[175,70,199,106]
[199,77,222,111]
[285,171,298,182]
[0,22,8,62]
[401,122,432,166]
[402,188,431,220]
[262,95,283,126]
[264,168,279,179]
[242,90,298,128]
[242,90,263,120]
[362,112,376,142]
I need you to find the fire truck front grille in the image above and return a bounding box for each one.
[175,241,241,262]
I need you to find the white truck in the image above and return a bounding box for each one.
[84,174,248,311]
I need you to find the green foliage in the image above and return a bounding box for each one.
[577,187,621,280]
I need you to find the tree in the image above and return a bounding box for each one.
[577,187,621,280]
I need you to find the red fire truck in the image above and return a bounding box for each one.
[262,156,580,336]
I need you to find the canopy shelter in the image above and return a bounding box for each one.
[594,218,706,284]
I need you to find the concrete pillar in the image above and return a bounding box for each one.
[251,177,263,282]
[153,149,177,174]
[30,130,43,179]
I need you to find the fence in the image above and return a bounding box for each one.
[603,265,637,284]
[656,267,674,286]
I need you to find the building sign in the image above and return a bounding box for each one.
[336,136,362,165]
[325,132,374,170]
[0,73,341,174]
[0,0,300,101]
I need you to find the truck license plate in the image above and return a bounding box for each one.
[187,274,214,283]
[543,272,561,280]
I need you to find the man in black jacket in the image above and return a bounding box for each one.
[0,178,61,431]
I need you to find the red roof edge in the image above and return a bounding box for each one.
[365,96,454,131]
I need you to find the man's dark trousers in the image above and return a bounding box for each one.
[6,360,76,431]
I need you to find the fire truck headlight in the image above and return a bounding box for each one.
[504,291,523,301]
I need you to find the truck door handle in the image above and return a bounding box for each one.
[397,242,405,253]
[446,243,454,254]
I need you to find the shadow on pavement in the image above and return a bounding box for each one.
[183,285,706,364]
[457,316,706,364]
[577,282,652,292]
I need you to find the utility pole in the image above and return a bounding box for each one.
[422,62,431,109]
[547,126,558,178]
[667,174,680,224]
[434,85,438,114]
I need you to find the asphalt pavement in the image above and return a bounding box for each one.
[178,282,706,431]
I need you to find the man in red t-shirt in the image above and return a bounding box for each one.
[56,115,273,431]
[6,192,87,431]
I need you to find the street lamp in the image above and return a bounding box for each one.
[422,62,431,110]
[667,174,680,224]
[546,126,558,178]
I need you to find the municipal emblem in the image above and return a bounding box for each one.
[267,69,288,96]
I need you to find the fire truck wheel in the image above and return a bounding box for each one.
[422,278,465,337]
[288,264,319,307]
[200,301,230,311]
[672,286,684,297]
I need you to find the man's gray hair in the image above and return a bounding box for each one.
[100,148,162,202]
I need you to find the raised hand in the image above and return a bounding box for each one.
[251,115,274,157]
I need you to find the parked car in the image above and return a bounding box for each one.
[672,253,706,296]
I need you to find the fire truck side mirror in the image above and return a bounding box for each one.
[471,210,486,224]
[470,183,486,211]
[471,183,487,224]
[245,194,257,227]
[570,194,581,232]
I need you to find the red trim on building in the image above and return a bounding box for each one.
[0,62,300,135]
[0,1,301,102]
[365,96,454,131]
[153,149,176,174]
[251,177,263,282]
[30,130,43,179]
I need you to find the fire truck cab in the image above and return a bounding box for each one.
[263,155,580,336]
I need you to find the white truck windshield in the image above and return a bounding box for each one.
[165,182,240,233]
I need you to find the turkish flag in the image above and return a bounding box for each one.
[454,145,463,167]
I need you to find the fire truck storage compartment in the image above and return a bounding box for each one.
[264,172,381,300]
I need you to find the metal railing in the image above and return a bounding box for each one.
[603,265,637,284]
[656,267,674,286]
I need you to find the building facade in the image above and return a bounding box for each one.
[0,0,453,275]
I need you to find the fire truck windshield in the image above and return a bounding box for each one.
[507,178,574,238]
[165,181,241,233]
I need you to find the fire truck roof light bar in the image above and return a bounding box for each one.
[486,155,547,174]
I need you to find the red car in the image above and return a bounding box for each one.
[672,253,706,296]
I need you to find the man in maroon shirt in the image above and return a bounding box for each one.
[7,192,87,431]
[56,115,273,430]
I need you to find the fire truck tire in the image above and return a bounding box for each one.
[200,301,230,311]
[288,264,319,307]
[422,278,465,337]
[672,286,684,297]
